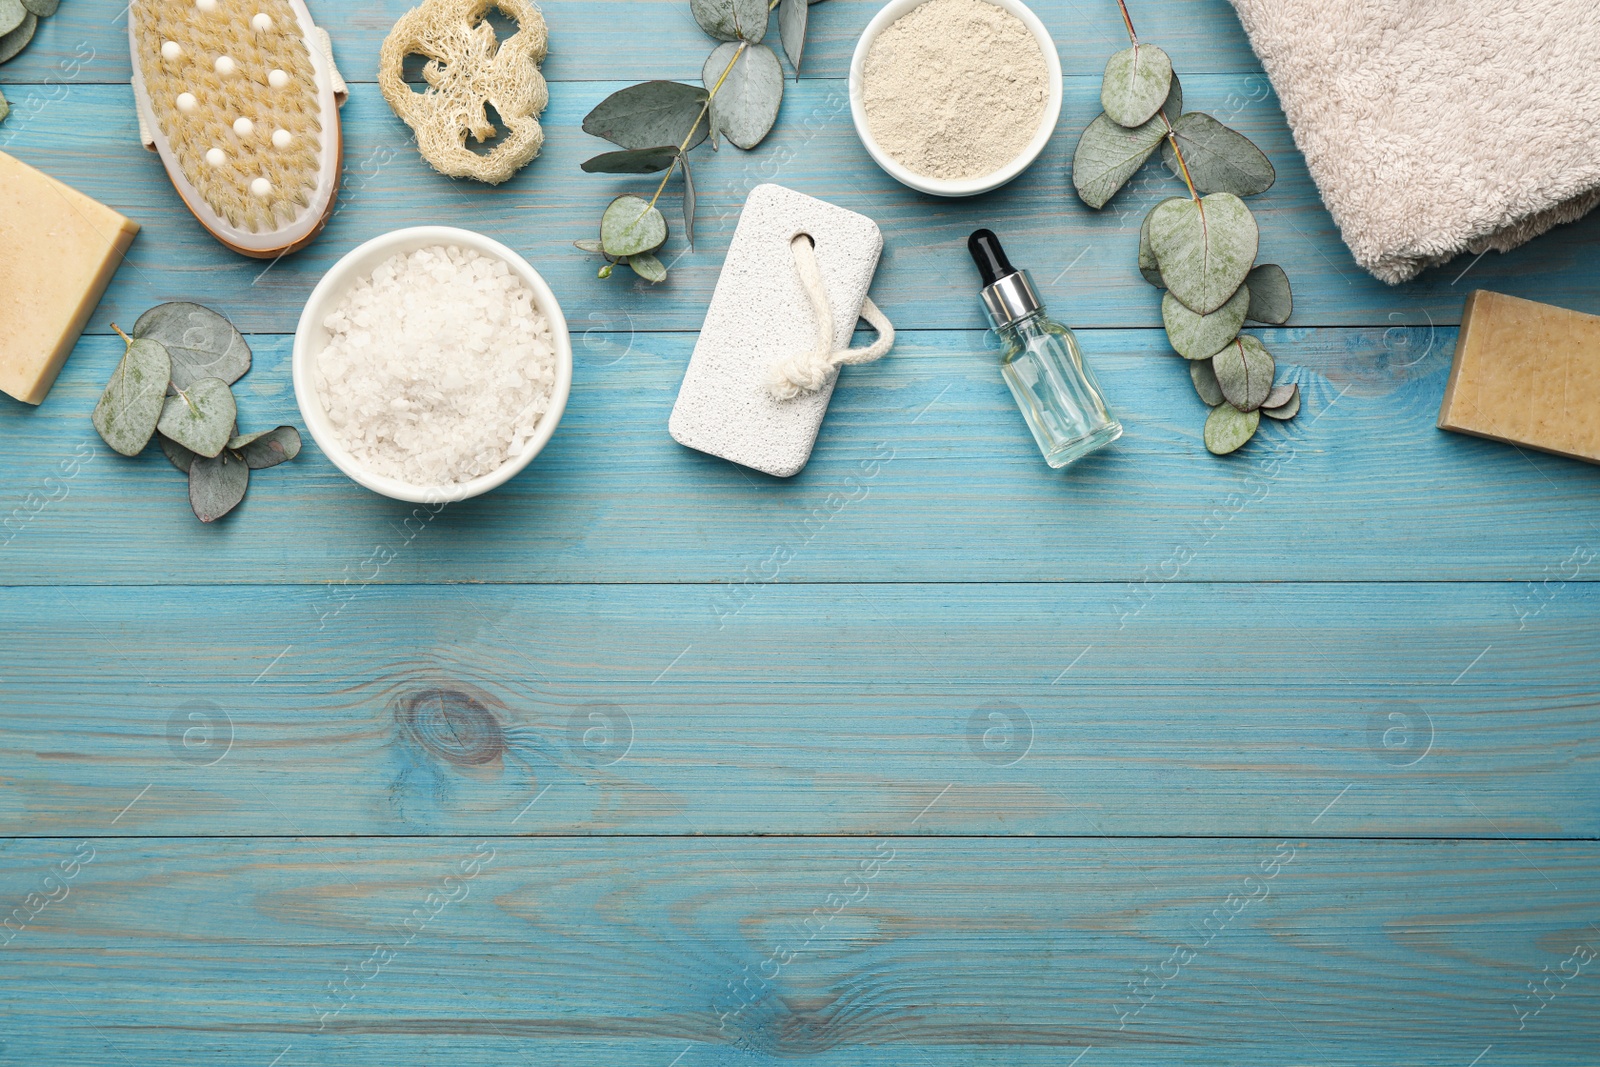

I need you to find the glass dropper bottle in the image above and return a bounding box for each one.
[968,229,1122,468]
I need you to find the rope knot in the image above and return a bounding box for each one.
[765,234,894,400]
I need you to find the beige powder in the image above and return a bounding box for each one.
[861,0,1049,181]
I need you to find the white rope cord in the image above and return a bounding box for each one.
[766,234,895,401]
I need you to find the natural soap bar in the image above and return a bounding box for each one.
[0,150,139,405]
[1438,290,1600,465]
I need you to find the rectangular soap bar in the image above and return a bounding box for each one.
[1438,290,1600,465]
[0,150,139,405]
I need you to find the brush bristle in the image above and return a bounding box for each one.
[135,0,324,234]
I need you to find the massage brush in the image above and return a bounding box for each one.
[129,0,342,258]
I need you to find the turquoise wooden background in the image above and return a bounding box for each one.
[2,1,1598,1063]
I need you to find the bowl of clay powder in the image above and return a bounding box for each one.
[292,226,572,503]
[850,0,1062,196]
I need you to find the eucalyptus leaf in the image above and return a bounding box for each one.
[160,433,199,474]
[1162,284,1248,361]
[92,337,171,457]
[0,88,8,124]
[704,42,783,149]
[157,377,237,458]
[1212,335,1275,412]
[681,150,697,249]
[188,451,249,523]
[691,0,767,43]
[0,12,37,64]
[601,194,668,257]
[1072,74,1180,211]
[228,425,302,469]
[628,251,668,283]
[1261,382,1296,410]
[1071,112,1163,210]
[1161,72,1183,124]
[0,0,25,38]
[1244,263,1292,324]
[1138,201,1180,286]
[225,429,274,451]
[779,0,807,75]
[581,81,709,151]
[20,0,57,15]
[574,237,605,254]
[132,302,251,390]
[1162,112,1275,197]
[1190,359,1224,407]
[1101,44,1172,128]
[1204,403,1259,455]
[1261,383,1301,420]
[1149,192,1258,315]
[580,145,680,173]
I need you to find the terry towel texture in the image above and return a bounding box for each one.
[1230,0,1600,283]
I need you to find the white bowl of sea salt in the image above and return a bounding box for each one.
[850,0,1062,197]
[293,226,572,503]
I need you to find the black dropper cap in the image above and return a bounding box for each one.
[968,229,1017,286]
[968,228,1042,329]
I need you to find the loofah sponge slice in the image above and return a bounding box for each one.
[378,0,549,185]
[129,0,342,258]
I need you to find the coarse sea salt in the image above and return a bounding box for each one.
[315,245,557,486]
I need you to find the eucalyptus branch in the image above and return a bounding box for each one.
[92,302,300,522]
[646,41,747,212]
[1070,0,1300,456]
[580,0,801,283]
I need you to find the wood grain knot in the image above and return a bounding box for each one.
[394,688,506,766]
[719,989,877,1057]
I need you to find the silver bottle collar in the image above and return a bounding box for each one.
[980,269,1042,330]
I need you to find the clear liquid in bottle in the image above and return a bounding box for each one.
[969,229,1121,469]
[998,314,1122,468]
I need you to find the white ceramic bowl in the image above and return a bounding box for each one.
[292,226,573,504]
[848,0,1063,197]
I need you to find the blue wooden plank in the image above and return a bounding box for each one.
[0,0,1264,83]
[2,581,1595,837]
[5,329,1599,585]
[0,838,1594,1064]
[3,6,1594,1067]
[3,82,1598,336]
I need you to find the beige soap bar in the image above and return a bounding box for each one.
[1438,290,1600,465]
[0,150,139,405]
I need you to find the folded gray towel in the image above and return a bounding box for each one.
[1231,0,1600,283]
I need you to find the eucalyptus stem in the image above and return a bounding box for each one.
[1115,0,1137,44]
[645,41,746,211]
[1161,113,1201,201]
[111,323,132,346]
